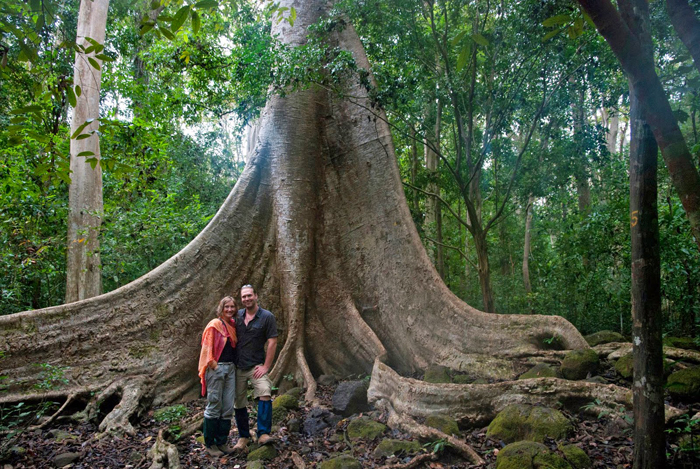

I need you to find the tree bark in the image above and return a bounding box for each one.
[523,195,534,297]
[66,0,110,303]
[577,0,700,251]
[0,0,590,433]
[666,0,700,75]
[621,0,666,465]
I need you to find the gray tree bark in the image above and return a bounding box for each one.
[65,0,110,303]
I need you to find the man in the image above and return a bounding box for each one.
[232,284,278,450]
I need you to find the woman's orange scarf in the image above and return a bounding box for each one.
[198,317,237,396]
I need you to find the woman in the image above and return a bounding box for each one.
[198,296,238,457]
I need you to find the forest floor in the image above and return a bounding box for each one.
[1,366,699,469]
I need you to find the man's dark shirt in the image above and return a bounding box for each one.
[235,307,278,370]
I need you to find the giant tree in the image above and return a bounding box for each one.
[2,0,637,446]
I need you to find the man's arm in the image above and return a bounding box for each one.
[253,337,277,379]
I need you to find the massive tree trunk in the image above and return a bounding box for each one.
[2,0,595,434]
[65,0,110,303]
[577,0,700,251]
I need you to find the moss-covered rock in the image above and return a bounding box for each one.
[559,444,592,469]
[519,363,558,380]
[663,337,700,351]
[284,387,304,399]
[347,417,387,440]
[319,454,362,469]
[533,451,573,469]
[487,404,572,443]
[560,349,599,380]
[667,367,700,402]
[272,406,289,425]
[425,414,460,436]
[273,393,299,410]
[614,353,634,379]
[247,444,278,461]
[584,331,625,347]
[373,439,422,458]
[423,365,451,383]
[247,461,265,469]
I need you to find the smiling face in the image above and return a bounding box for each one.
[220,299,236,322]
[241,286,258,311]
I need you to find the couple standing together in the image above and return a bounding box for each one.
[197,285,278,457]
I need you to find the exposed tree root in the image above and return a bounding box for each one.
[177,411,203,440]
[83,376,154,435]
[147,428,181,469]
[378,452,438,469]
[374,398,485,465]
[593,342,700,364]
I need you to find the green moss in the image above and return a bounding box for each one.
[373,439,422,458]
[155,304,169,320]
[533,451,572,469]
[584,331,625,347]
[347,417,387,440]
[284,387,303,399]
[273,393,299,410]
[560,349,599,380]
[519,364,558,380]
[663,337,700,351]
[614,353,633,379]
[495,440,546,469]
[423,365,451,383]
[247,444,278,461]
[128,344,157,359]
[452,374,472,384]
[559,444,592,469]
[425,414,460,436]
[667,367,700,402]
[272,406,288,425]
[487,404,572,443]
[319,454,362,469]
[247,461,265,469]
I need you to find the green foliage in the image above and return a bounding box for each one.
[34,363,69,390]
[154,404,188,422]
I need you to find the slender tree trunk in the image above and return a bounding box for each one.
[474,232,495,313]
[620,0,666,466]
[577,0,700,251]
[666,0,700,75]
[425,99,444,277]
[410,126,419,216]
[66,0,110,303]
[629,83,666,469]
[523,195,534,296]
[574,88,591,216]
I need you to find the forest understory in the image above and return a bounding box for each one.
[2,341,699,469]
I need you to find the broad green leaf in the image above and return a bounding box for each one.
[191,10,201,35]
[150,0,161,9]
[451,30,467,46]
[71,119,95,139]
[456,45,470,72]
[172,6,191,32]
[85,157,100,169]
[542,28,562,42]
[195,0,218,9]
[95,53,113,62]
[159,24,175,40]
[75,85,82,97]
[12,105,42,114]
[67,87,77,107]
[77,151,95,157]
[290,7,296,23]
[542,14,571,27]
[88,57,100,70]
[471,33,489,46]
[140,22,155,36]
[76,134,92,140]
[583,13,595,29]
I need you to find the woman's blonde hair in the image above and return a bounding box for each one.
[217,296,237,317]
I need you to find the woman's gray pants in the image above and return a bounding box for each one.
[204,362,236,420]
